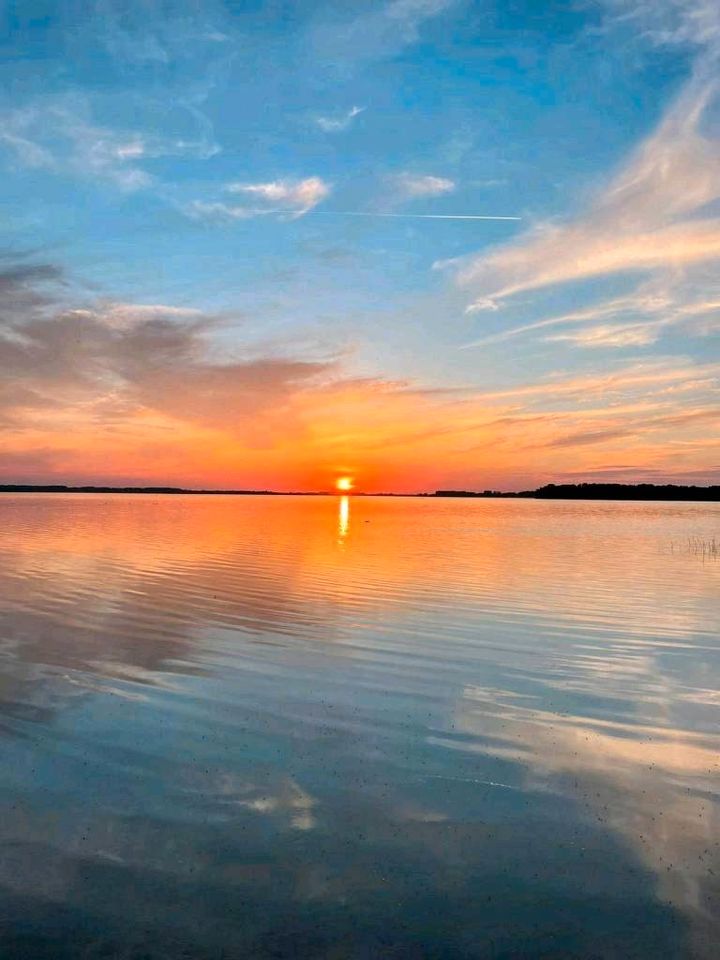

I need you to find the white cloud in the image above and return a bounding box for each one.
[189,177,331,221]
[395,172,456,197]
[226,177,330,210]
[315,106,365,132]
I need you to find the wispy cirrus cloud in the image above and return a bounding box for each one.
[600,0,720,56]
[0,1,229,193]
[449,78,720,312]
[461,292,670,348]
[447,0,720,371]
[0,96,219,191]
[310,0,459,73]
[93,0,231,67]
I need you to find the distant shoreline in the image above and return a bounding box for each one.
[0,483,718,502]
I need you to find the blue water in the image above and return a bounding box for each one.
[0,494,717,958]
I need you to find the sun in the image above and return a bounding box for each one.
[335,476,354,492]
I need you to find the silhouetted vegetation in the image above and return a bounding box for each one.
[434,483,719,501]
[530,483,719,501]
[684,536,718,558]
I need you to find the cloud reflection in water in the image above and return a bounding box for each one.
[0,493,717,958]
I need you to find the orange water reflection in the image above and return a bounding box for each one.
[0,494,718,956]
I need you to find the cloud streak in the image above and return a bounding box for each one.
[462,283,720,349]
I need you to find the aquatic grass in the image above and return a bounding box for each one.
[670,536,719,559]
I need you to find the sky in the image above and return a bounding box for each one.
[0,0,719,492]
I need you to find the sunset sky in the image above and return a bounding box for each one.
[1,0,719,492]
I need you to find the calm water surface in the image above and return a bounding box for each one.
[0,494,718,959]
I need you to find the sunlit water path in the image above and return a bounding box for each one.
[0,494,718,958]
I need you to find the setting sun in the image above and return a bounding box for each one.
[335,476,354,492]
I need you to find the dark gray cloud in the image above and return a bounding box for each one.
[0,256,336,436]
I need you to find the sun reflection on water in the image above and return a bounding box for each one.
[338,494,350,542]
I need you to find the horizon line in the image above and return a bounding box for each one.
[0,482,717,501]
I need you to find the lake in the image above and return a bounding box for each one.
[0,494,717,959]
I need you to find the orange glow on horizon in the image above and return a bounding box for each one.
[1,357,717,494]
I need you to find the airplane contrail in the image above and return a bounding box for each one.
[317,211,521,221]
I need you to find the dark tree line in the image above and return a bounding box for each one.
[434,483,719,501]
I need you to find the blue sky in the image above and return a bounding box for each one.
[0,0,718,489]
